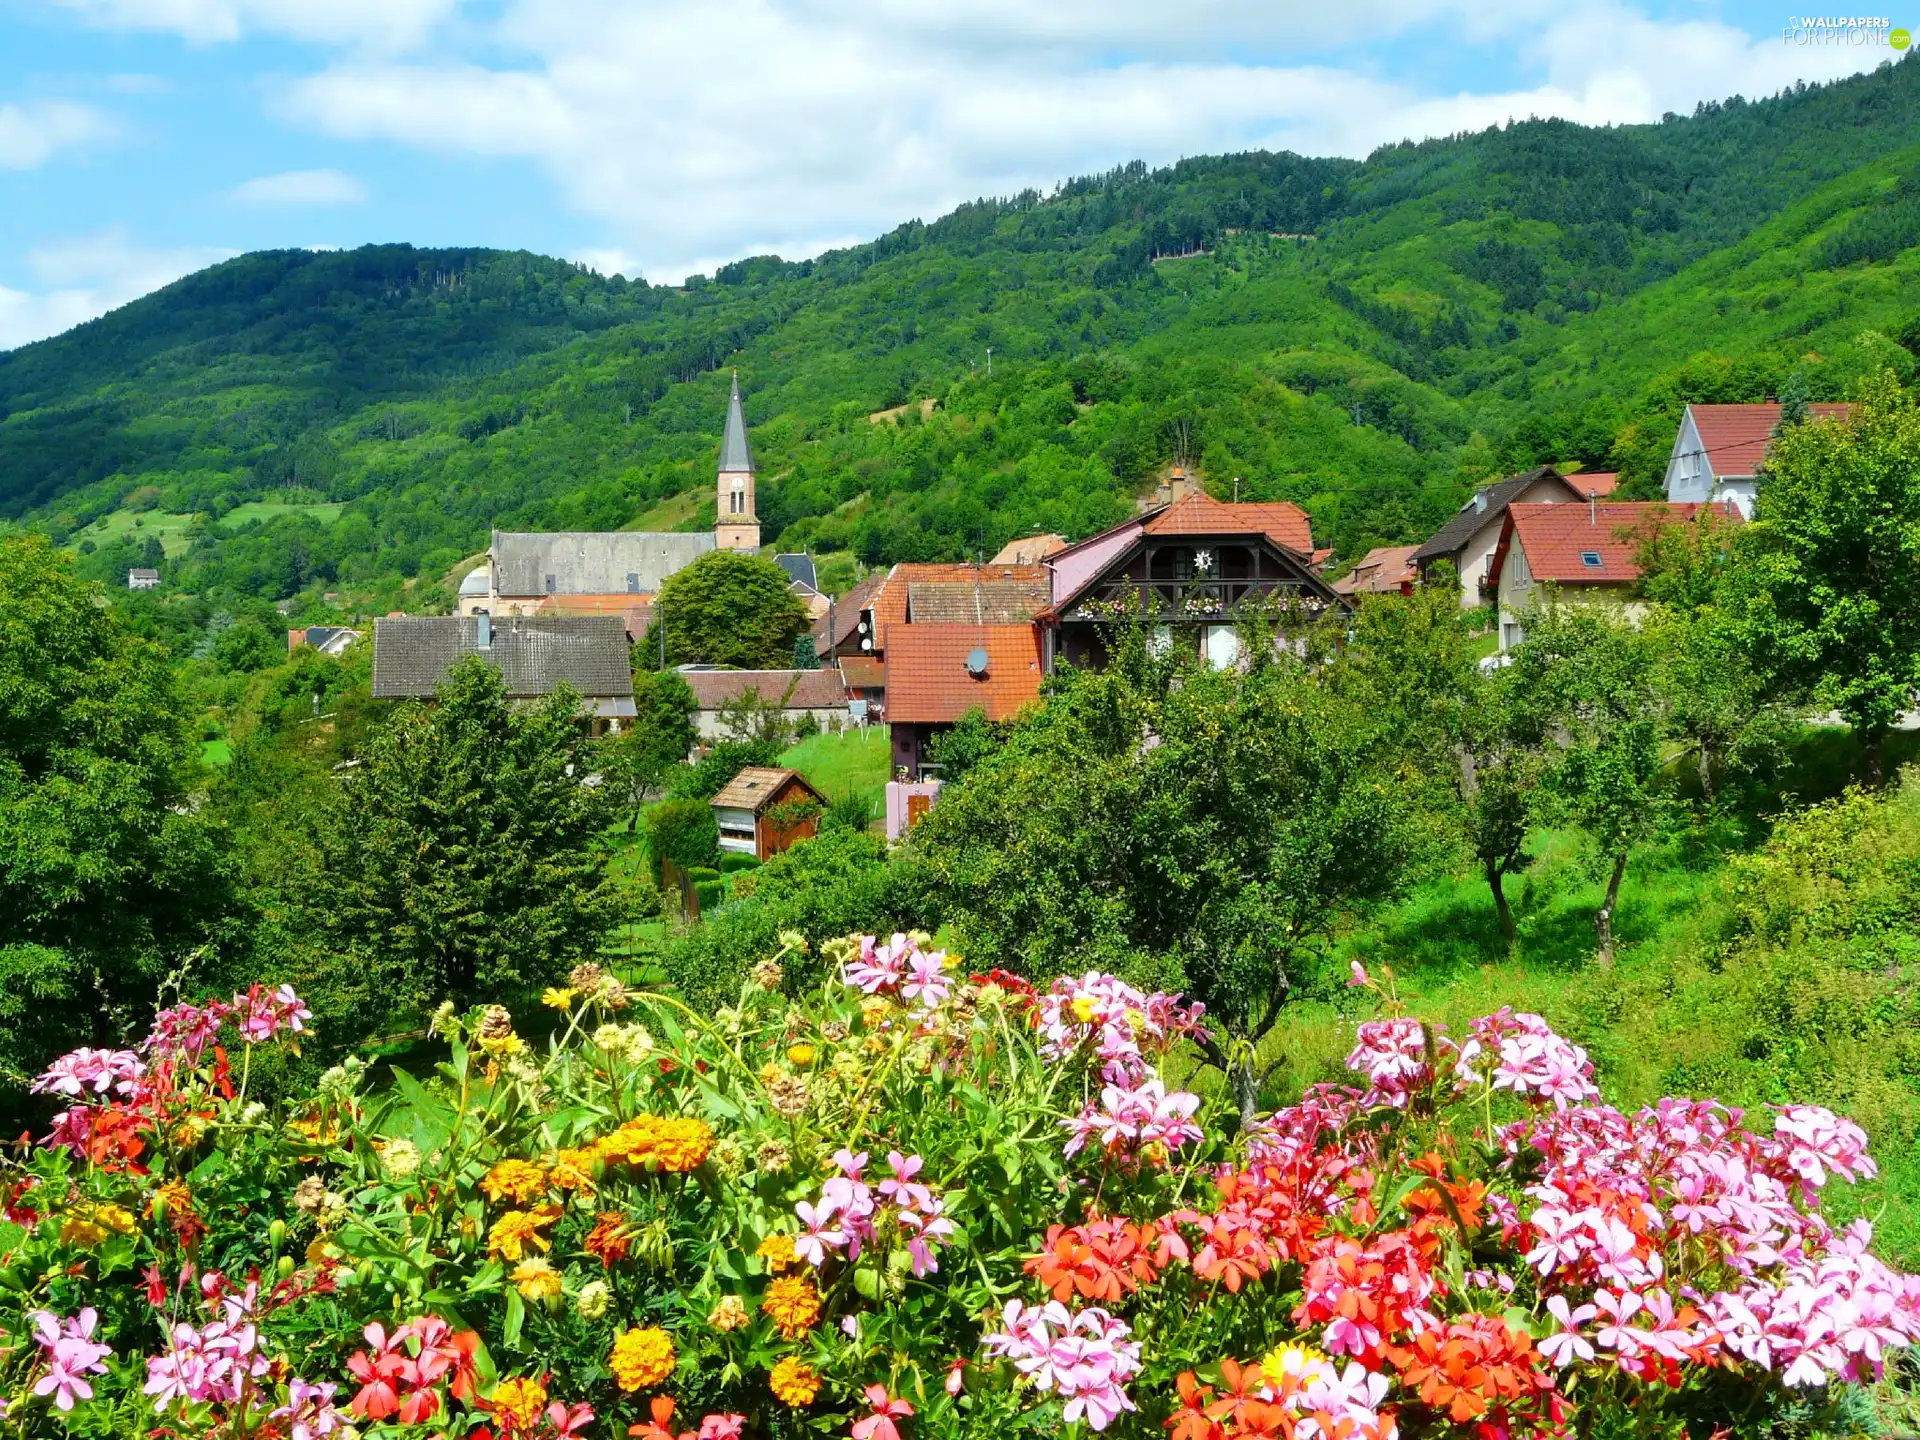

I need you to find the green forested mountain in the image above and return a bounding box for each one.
[10,58,1920,613]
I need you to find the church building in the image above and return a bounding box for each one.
[457,372,762,629]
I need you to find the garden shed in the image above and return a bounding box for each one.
[710,766,828,861]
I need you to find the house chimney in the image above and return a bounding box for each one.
[476,612,492,649]
[1589,494,1597,526]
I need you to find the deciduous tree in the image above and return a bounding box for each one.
[647,552,811,669]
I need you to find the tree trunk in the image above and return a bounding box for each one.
[1485,858,1516,949]
[1594,850,1629,970]
[1696,745,1715,805]
[1864,729,1886,787]
[1230,1056,1260,1131]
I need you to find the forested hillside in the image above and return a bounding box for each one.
[9,57,1920,613]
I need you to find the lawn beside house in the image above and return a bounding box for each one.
[779,723,889,817]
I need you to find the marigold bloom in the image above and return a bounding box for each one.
[595,1115,714,1173]
[549,1148,598,1191]
[512,1258,564,1304]
[481,1159,550,1205]
[609,1327,676,1391]
[762,1275,822,1338]
[787,1043,816,1067]
[487,1205,561,1261]
[756,1233,800,1271]
[769,1356,822,1406]
[489,1376,547,1429]
[707,1296,750,1331]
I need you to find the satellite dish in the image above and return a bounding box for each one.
[861,637,873,651]
[965,647,990,677]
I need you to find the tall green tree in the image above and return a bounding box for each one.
[647,552,811,669]
[318,658,628,1010]
[596,670,698,831]
[0,536,230,1091]
[914,628,1410,1123]
[1732,370,1920,782]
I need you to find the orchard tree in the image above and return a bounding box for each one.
[320,659,628,1009]
[0,536,231,1093]
[914,626,1411,1123]
[1733,370,1920,782]
[1506,602,1668,968]
[646,551,811,669]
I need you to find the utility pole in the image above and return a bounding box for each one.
[986,347,992,378]
[658,593,666,670]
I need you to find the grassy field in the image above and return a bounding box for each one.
[78,507,197,557]
[780,725,890,817]
[200,738,233,767]
[222,500,343,527]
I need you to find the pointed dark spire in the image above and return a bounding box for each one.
[719,369,755,474]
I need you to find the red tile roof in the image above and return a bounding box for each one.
[838,657,886,691]
[1688,403,1851,479]
[1565,472,1618,497]
[1332,544,1420,595]
[884,624,1045,724]
[1504,502,1739,585]
[869,563,1048,654]
[681,669,849,710]
[1141,491,1313,553]
[535,593,653,641]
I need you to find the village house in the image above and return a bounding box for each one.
[1411,466,1609,608]
[457,372,760,621]
[710,766,828,861]
[776,553,832,624]
[1043,489,1337,671]
[286,625,361,656]
[990,533,1069,564]
[1488,500,1739,652]
[1663,402,1850,517]
[127,568,160,590]
[886,623,1047,778]
[1333,544,1420,597]
[680,668,851,743]
[370,613,636,733]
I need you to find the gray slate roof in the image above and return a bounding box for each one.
[720,371,755,474]
[372,615,635,700]
[1413,466,1578,564]
[490,530,715,599]
[776,553,818,591]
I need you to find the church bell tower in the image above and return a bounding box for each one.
[714,370,760,551]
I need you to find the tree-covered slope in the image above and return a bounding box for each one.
[10,58,1920,607]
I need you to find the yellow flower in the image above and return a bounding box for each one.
[595,1115,714,1174]
[1070,994,1099,1023]
[480,1159,550,1205]
[786,1043,816,1067]
[548,1147,598,1192]
[542,987,578,1010]
[487,1204,562,1261]
[755,1233,799,1272]
[489,1377,548,1429]
[59,1217,107,1248]
[769,1356,822,1406]
[609,1326,676,1391]
[1256,1340,1333,1387]
[512,1257,564,1304]
[707,1296,750,1332]
[761,1274,821,1339]
[60,1202,136,1248]
[91,1203,136,1234]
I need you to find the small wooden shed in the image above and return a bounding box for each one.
[710,766,828,861]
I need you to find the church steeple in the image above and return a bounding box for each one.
[714,369,760,551]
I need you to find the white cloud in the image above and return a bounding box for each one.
[0,229,234,351]
[231,167,369,206]
[0,99,113,169]
[52,0,462,49]
[271,0,1898,283]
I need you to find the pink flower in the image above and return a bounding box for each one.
[697,1416,746,1440]
[272,1380,346,1440]
[28,1308,112,1413]
[230,983,311,1044]
[30,1047,145,1098]
[850,1385,913,1440]
[145,1002,230,1060]
[545,1400,596,1436]
[1348,960,1369,988]
[900,948,952,1010]
[1539,1295,1597,1367]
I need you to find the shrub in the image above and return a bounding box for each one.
[719,854,761,874]
[821,787,877,833]
[646,797,719,878]
[668,739,783,802]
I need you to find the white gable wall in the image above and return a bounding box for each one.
[1451,474,1579,608]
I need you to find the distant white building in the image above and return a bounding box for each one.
[1663,402,1851,518]
[127,568,160,590]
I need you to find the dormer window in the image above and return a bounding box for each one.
[1580,551,1604,569]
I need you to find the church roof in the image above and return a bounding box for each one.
[490,530,715,598]
[720,371,755,474]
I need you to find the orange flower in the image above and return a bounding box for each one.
[761,1274,821,1339]
[487,1205,562,1260]
[769,1356,821,1406]
[595,1115,714,1173]
[1025,1217,1161,1303]
[584,1211,633,1267]
[481,1160,550,1206]
[548,1147,599,1191]
[609,1327,676,1391]
[755,1233,799,1272]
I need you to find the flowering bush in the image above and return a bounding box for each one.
[1,942,1916,1438]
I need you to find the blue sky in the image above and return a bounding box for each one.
[0,0,1900,349]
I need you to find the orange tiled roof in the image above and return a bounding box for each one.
[869,563,1047,654]
[1141,491,1313,553]
[1506,501,1739,584]
[1688,403,1850,478]
[534,593,653,640]
[884,624,1044,724]
[839,656,886,691]
[1333,544,1420,595]
[1565,471,1618,497]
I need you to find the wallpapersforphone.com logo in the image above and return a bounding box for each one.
[1784,14,1911,46]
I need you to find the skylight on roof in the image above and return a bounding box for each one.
[1580,551,1604,569]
